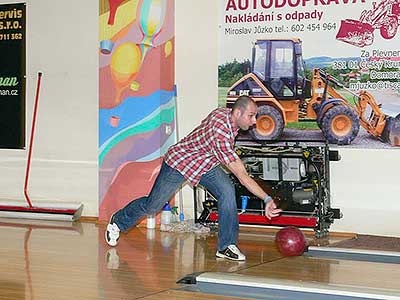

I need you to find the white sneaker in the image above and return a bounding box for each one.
[216,244,246,261]
[105,215,120,246]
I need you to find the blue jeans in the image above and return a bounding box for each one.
[112,161,239,251]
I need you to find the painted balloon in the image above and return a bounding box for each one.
[137,0,167,60]
[110,42,142,104]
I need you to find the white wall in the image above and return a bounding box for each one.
[0,0,98,216]
[175,0,400,237]
[175,0,219,219]
[330,149,400,236]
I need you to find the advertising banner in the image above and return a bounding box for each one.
[0,3,25,149]
[219,0,400,148]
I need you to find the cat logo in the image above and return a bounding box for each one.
[239,90,249,96]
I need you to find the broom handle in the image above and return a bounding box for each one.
[174,85,185,222]
[24,72,42,208]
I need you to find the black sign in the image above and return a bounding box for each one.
[0,3,25,149]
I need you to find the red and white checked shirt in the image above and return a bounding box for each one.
[164,108,239,186]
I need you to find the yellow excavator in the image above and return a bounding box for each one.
[226,38,400,146]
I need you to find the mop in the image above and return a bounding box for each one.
[0,72,83,221]
[174,85,184,222]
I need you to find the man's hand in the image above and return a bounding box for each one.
[265,199,282,219]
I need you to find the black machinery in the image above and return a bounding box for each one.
[195,140,342,237]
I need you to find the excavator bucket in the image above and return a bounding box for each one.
[382,114,400,146]
[336,19,374,47]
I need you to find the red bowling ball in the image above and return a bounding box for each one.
[275,226,307,256]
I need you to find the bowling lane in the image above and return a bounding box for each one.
[181,256,400,299]
[306,246,400,264]
[236,255,400,291]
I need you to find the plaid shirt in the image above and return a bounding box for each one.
[164,108,239,185]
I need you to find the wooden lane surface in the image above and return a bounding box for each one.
[0,219,386,300]
[0,220,283,300]
[139,289,253,299]
[236,255,400,292]
[98,227,287,299]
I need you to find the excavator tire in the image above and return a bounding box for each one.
[321,105,360,145]
[381,114,400,146]
[381,116,394,143]
[380,16,398,39]
[250,105,284,140]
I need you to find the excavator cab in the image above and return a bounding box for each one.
[251,39,309,100]
[226,38,312,141]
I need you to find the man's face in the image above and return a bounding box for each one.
[234,103,258,130]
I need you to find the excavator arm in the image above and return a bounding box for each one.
[355,90,387,138]
[311,69,400,146]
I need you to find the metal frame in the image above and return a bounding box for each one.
[194,139,341,237]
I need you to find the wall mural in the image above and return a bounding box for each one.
[99,0,175,221]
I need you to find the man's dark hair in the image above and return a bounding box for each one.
[232,95,256,113]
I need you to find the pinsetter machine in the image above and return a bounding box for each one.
[195,140,342,237]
